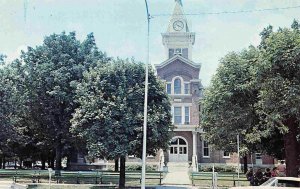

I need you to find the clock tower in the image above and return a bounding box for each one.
[162,0,195,60]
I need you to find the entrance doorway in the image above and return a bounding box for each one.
[169,136,188,162]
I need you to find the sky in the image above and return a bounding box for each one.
[1,0,300,86]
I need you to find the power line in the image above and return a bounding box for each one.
[151,5,300,17]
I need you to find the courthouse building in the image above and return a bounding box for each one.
[153,0,273,171]
[70,0,274,171]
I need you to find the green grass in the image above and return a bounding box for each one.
[0,169,165,186]
[190,172,250,188]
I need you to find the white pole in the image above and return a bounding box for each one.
[142,1,150,189]
[48,168,52,189]
[237,134,240,187]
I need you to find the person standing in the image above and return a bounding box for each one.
[246,168,254,186]
[264,168,272,182]
[271,167,278,177]
[277,160,286,177]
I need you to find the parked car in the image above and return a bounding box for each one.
[230,177,300,188]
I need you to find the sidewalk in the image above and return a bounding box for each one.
[161,162,195,188]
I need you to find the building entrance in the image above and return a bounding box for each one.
[169,136,188,162]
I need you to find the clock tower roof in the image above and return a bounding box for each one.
[167,0,189,33]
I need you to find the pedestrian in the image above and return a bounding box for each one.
[264,168,271,182]
[254,168,264,186]
[271,167,278,177]
[277,160,286,177]
[245,168,254,186]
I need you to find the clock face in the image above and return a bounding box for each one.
[173,20,184,31]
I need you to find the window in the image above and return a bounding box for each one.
[174,107,182,124]
[174,48,182,55]
[166,83,171,94]
[255,153,262,160]
[223,151,230,158]
[182,48,188,59]
[169,48,188,58]
[174,78,181,94]
[203,141,210,157]
[169,49,175,58]
[185,106,190,124]
[184,83,189,94]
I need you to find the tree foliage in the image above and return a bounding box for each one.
[202,21,300,176]
[0,57,29,166]
[201,46,261,155]
[71,60,173,188]
[19,32,108,170]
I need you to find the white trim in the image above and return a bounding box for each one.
[169,136,189,162]
[172,103,192,106]
[172,76,184,95]
[184,106,190,124]
[166,83,171,94]
[172,104,192,125]
[155,54,201,69]
[184,82,190,94]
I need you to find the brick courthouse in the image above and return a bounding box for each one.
[153,0,274,171]
[70,0,274,171]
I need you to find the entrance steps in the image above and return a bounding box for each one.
[167,162,190,172]
[162,162,191,185]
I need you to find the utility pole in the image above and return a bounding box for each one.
[141,0,150,189]
[237,134,240,187]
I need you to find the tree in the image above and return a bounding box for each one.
[0,57,29,168]
[201,47,263,171]
[19,32,108,170]
[202,21,300,177]
[71,60,173,188]
[256,25,300,176]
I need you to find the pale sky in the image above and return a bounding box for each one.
[1,0,300,86]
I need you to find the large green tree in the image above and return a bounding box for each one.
[19,32,108,170]
[202,21,300,176]
[0,57,29,168]
[71,60,173,188]
[256,21,300,176]
[201,47,263,168]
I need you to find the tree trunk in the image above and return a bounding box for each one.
[114,158,119,172]
[119,156,126,189]
[14,159,17,169]
[19,158,23,169]
[48,152,55,169]
[2,156,5,169]
[243,156,248,174]
[41,154,46,170]
[50,154,55,169]
[55,144,62,170]
[0,156,2,169]
[283,118,300,177]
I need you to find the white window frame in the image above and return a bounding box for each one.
[202,140,210,158]
[171,76,184,95]
[173,107,182,125]
[223,151,230,158]
[166,83,171,94]
[184,106,190,124]
[255,153,262,160]
[172,103,192,125]
[184,82,190,94]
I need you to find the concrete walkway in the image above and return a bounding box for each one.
[0,181,13,189]
[161,162,195,188]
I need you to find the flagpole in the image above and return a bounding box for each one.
[142,0,150,189]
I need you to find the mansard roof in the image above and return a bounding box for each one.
[155,55,201,70]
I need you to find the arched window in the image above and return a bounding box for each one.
[174,78,181,94]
